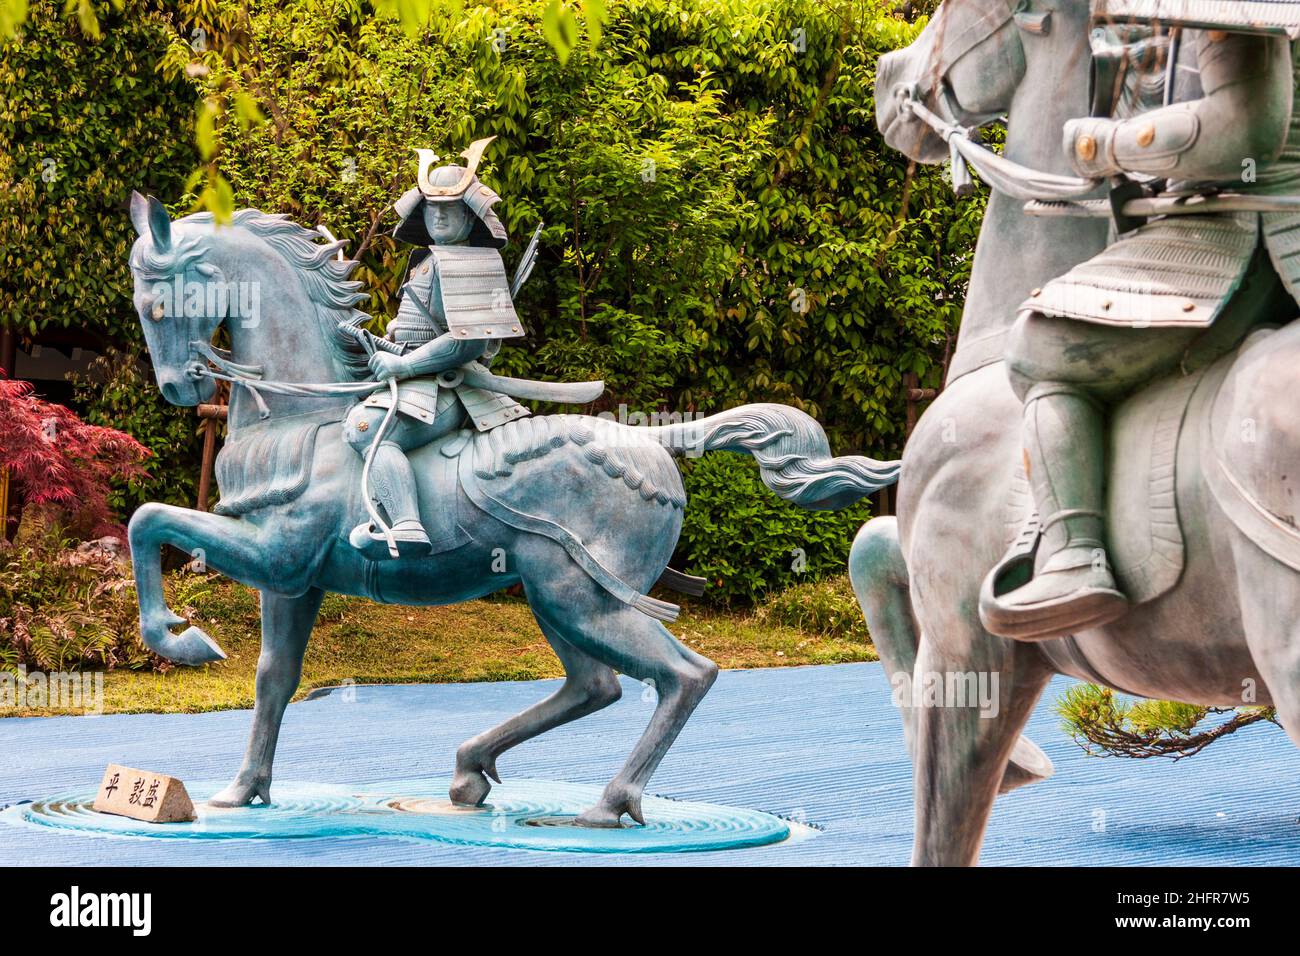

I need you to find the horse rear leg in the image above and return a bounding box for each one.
[449,619,623,806]
[850,517,1052,794]
[520,563,717,827]
[209,588,324,807]
[851,518,921,751]
[1234,536,1300,748]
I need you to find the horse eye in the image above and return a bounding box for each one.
[150,300,166,322]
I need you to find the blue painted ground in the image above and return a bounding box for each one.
[1,662,1297,865]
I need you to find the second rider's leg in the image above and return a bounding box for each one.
[986,312,1202,639]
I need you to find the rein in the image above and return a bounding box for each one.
[190,341,379,420]
[900,90,1300,216]
[190,341,402,558]
[897,89,1103,201]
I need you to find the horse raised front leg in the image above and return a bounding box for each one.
[210,588,324,807]
[128,502,296,664]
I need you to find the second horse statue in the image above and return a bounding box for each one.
[854,0,1300,865]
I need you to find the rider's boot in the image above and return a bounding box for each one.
[349,440,432,559]
[979,383,1128,641]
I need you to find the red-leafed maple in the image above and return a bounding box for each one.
[0,377,150,539]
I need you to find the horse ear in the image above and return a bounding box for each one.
[129,190,151,239]
[145,195,172,251]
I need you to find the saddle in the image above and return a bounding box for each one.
[217,411,705,617]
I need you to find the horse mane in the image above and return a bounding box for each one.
[155,209,374,380]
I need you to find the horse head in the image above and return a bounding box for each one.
[128,192,224,406]
[128,192,370,418]
[876,0,1083,164]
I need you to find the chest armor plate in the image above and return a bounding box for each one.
[388,260,444,347]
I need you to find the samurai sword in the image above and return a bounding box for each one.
[1025,192,1300,219]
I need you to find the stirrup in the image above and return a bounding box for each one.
[978,511,1127,641]
[348,520,432,560]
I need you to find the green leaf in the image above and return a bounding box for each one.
[583,0,605,47]
[0,0,29,40]
[542,0,574,65]
[64,0,98,40]
[233,91,265,131]
[195,97,218,160]
[211,173,235,225]
[371,0,434,37]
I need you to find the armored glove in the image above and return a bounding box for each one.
[1063,109,1199,179]
[1064,30,1291,183]
[368,351,410,382]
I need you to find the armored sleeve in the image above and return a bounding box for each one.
[1064,31,1292,181]
[399,333,482,377]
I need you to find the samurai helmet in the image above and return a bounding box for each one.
[393,136,507,248]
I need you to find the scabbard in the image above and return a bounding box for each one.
[459,363,604,403]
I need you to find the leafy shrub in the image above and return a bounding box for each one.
[756,574,870,642]
[172,0,969,457]
[70,348,204,514]
[0,522,159,673]
[0,377,150,538]
[0,0,198,348]
[676,452,871,606]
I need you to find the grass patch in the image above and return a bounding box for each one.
[9,577,875,717]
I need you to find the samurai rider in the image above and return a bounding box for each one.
[343,137,599,559]
[982,2,1300,640]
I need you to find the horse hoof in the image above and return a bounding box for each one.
[171,625,227,665]
[449,770,492,806]
[573,805,626,828]
[574,789,644,828]
[999,735,1055,794]
[208,776,271,808]
[140,617,227,666]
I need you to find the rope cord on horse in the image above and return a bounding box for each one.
[190,343,406,558]
[897,87,1300,217]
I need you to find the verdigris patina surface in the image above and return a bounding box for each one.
[853,0,1300,864]
[125,145,899,828]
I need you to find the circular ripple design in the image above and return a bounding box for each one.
[2,779,800,854]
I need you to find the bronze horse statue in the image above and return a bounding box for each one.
[124,192,899,827]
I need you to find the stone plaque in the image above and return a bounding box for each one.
[91,764,196,823]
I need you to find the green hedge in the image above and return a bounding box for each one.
[184,0,977,455]
[678,452,871,604]
[0,0,197,346]
[3,0,980,603]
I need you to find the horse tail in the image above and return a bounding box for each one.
[641,403,900,510]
